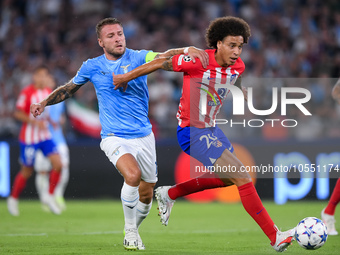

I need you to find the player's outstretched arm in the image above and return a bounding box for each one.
[332,78,340,104]
[156,46,208,68]
[31,80,80,117]
[113,58,173,91]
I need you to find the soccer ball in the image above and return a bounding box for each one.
[295,217,328,250]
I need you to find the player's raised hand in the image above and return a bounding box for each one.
[187,47,209,68]
[30,103,45,118]
[113,72,128,92]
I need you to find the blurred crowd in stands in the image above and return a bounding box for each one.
[0,0,340,141]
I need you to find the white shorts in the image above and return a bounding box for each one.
[100,132,158,183]
[35,143,69,172]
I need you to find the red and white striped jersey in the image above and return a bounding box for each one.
[172,49,245,128]
[16,84,52,145]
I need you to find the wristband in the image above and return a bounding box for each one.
[183,47,189,54]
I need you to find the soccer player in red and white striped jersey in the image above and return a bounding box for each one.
[173,48,245,128]
[113,16,296,252]
[17,82,52,144]
[7,66,63,216]
[321,78,340,235]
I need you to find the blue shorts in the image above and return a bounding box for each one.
[177,126,234,167]
[19,139,58,167]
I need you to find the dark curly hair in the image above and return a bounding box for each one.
[205,16,251,49]
[96,17,123,38]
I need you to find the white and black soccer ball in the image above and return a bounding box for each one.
[295,217,328,250]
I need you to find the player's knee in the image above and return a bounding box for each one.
[21,166,33,178]
[49,155,63,171]
[51,161,62,172]
[124,169,141,186]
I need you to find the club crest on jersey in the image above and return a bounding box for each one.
[230,74,237,85]
[212,140,222,148]
[120,64,131,74]
[112,146,121,156]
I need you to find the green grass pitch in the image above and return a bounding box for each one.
[0,200,339,254]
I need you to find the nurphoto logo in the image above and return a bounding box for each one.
[198,81,312,128]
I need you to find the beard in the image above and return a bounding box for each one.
[106,46,126,59]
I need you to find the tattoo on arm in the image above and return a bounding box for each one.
[45,81,80,106]
[161,59,174,71]
[158,49,183,59]
[166,49,182,56]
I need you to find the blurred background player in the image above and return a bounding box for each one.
[30,18,208,251]
[34,73,69,212]
[7,65,63,216]
[113,16,296,252]
[321,78,340,235]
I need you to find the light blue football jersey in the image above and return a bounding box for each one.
[72,48,153,139]
[48,102,67,145]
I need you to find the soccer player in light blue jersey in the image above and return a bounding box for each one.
[30,17,208,251]
[35,74,69,212]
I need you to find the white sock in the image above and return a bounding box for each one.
[121,182,139,229]
[35,172,49,203]
[136,200,152,229]
[54,166,69,198]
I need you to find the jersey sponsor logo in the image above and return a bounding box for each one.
[207,88,228,106]
[197,75,236,109]
[120,64,131,74]
[197,82,223,106]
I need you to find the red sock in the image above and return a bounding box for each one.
[238,182,277,245]
[49,170,61,194]
[324,178,340,215]
[168,172,226,200]
[11,172,27,199]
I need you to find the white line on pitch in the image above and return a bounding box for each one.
[2,233,48,237]
[81,231,122,235]
[1,228,257,237]
[79,228,256,235]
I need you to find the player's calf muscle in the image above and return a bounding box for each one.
[214,150,252,186]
